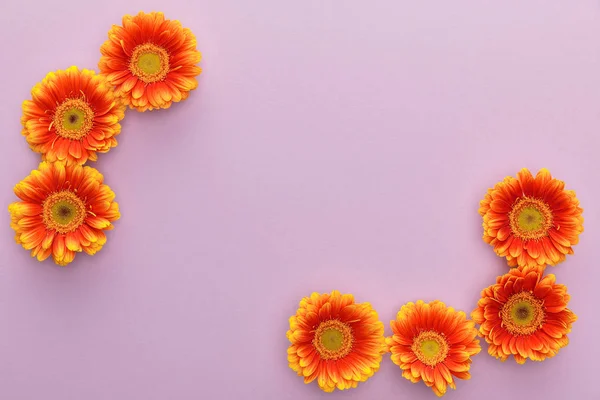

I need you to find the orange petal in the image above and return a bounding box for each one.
[53,234,66,259]
[65,232,82,252]
[120,76,138,93]
[508,237,523,257]
[548,229,571,247]
[20,226,46,248]
[9,202,43,216]
[86,217,111,230]
[421,364,434,383]
[490,199,511,213]
[437,363,453,384]
[292,329,313,343]
[319,302,332,320]
[69,141,83,159]
[517,168,535,195]
[533,169,552,197]
[525,240,542,258]
[451,370,470,380]
[443,358,469,372]
[496,225,512,241]
[541,238,561,264]
[410,360,425,378]
[514,354,527,364]
[516,336,528,357]
[433,367,447,395]
[41,230,56,249]
[132,80,146,99]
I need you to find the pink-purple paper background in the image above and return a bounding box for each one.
[1,1,599,399]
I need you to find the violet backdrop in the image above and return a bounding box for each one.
[1,1,599,399]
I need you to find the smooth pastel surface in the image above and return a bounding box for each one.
[1,1,599,399]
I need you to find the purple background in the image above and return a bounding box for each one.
[1,1,599,399]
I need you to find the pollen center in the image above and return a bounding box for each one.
[421,339,440,358]
[42,190,86,234]
[509,197,553,240]
[313,320,353,360]
[501,292,545,336]
[321,328,344,351]
[138,53,162,74]
[53,99,94,140]
[412,330,448,367]
[130,43,170,83]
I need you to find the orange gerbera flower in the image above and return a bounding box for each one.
[287,291,386,392]
[99,11,202,112]
[479,168,583,268]
[386,301,480,397]
[8,162,120,266]
[21,66,126,166]
[471,266,577,364]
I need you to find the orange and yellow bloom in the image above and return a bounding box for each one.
[287,291,386,392]
[479,168,583,268]
[21,66,126,166]
[472,266,576,364]
[8,162,120,266]
[386,300,481,397]
[99,11,202,112]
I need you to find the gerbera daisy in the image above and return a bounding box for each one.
[98,11,202,111]
[286,291,386,392]
[386,300,480,397]
[8,162,120,266]
[479,168,583,268]
[21,66,126,166]
[471,265,576,364]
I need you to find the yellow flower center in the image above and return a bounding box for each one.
[501,291,545,336]
[53,98,94,140]
[42,191,86,234]
[412,330,449,367]
[509,197,553,240]
[130,43,170,83]
[313,319,353,360]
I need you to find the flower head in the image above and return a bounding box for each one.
[386,301,480,397]
[479,168,583,268]
[471,266,577,363]
[21,66,125,165]
[99,11,202,111]
[286,291,386,392]
[9,162,120,266]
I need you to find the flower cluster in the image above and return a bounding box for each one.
[473,169,580,364]
[287,292,481,397]
[9,12,202,266]
[286,169,581,396]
